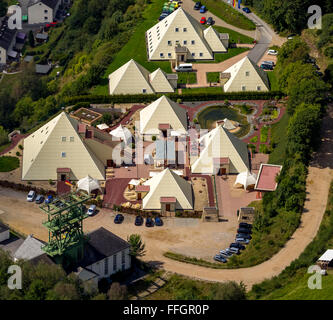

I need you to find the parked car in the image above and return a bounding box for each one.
[199,5,206,13]
[287,34,296,40]
[175,63,193,72]
[236,233,252,240]
[87,205,97,216]
[267,49,278,55]
[114,214,124,224]
[194,1,201,10]
[27,190,36,202]
[45,195,53,204]
[206,17,214,25]
[237,227,252,234]
[146,217,154,227]
[230,242,246,250]
[235,237,250,244]
[35,195,44,204]
[135,215,144,226]
[200,16,206,24]
[214,254,227,263]
[220,250,233,258]
[262,61,275,67]
[159,12,169,21]
[227,247,240,255]
[260,63,274,70]
[154,217,163,226]
[242,7,251,13]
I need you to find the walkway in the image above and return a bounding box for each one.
[0,134,27,156]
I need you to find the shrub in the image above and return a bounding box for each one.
[16,151,21,156]
[18,145,23,150]
[152,136,156,141]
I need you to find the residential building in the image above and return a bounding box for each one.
[141,168,193,212]
[0,223,10,243]
[25,0,61,24]
[22,112,118,181]
[191,125,250,174]
[146,8,228,62]
[0,18,17,65]
[108,59,177,95]
[13,234,45,262]
[139,95,188,139]
[222,56,270,92]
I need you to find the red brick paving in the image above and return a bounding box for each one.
[0,134,28,156]
[56,181,71,195]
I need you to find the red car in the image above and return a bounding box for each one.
[200,17,206,24]
[50,21,58,27]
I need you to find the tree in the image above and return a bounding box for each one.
[28,30,35,48]
[0,126,8,146]
[211,281,246,300]
[0,0,7,17]
[127,234,146,258]
[47,282,80,300]
[107,282,127,300]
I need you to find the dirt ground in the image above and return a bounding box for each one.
[191,177,209,211]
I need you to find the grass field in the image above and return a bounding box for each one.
[269,113,290,165]
[267,70,279,91]
[260,125,269,143]
[92,0,171,95]
[0,156,20,172]
[0,143,11,154]
[206,72,220,83]
[199,48,249,63]
[194,0,256,30]
[181,86,223,94]
[177,72,197,85]
[212,25,254,44]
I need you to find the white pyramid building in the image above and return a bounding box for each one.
[142,168,193,210]
[146,8,227,61]
[223,56,270,92]
[108,59,176,94]
[139,95,187,135]
[22,112,105,181]
[203,26,228,52]
[191,125,249,174]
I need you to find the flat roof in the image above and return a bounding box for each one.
[135,185,150,192]
[160,196,176,203]
[318,249,333,262]
[255,164,282,191]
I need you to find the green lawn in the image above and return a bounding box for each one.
[250,136,258,143]
[212,25,254,44]
[269,113,290,165]
[206,72,220,83]
[267,69,279,91]
[181,86,223,94]
[0,143,11,154]
[0,156,20,172]
[260,125,269,143]
[92,0,172,95]
[194,0,256,30]
[199,48,249,63]
[177,72,197,85]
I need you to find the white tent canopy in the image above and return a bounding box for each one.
[128,179,140,186]
[234,171,257,190]
[110,124,132,143]
[77,175,102,194]
[223,118,237,130]
[97,123,109,130]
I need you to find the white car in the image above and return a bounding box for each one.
[87,205,96,216]
[267,49,278,55]
[27,190,36,202]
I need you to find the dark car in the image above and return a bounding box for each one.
[237,227,252,234]
[135,215,144,226]
[114,214,124,224]
[239,222,252,229]
[214,254,227,263]
[207,17,214,25]
[45,195,53,204]
[230,242,246,250]
[242,7,251,13]
[260,63,273,70]
[159,12,169,21]
[35,195,45,204]
[145,217,154,227]
[154,217,163,226]
[236,233,252,240]
[194,1,201,10]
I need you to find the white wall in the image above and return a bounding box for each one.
[28,2,54,24]
[0,47,6,65]
[86,247,131,280]
[0,230,10,243]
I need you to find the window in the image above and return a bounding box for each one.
[191,40,195,45]
[191,53,195,57]
[61,136,66,142]
[104,258,108,275]
[70,136,74,142]
[160,53,164,58]
[142,89,146,93]
[113,254,117,271]
[183,28,187,32]
[44,9,48,13]
[167,40,172,46]
[199,53,203,57]
[168,53,172,58]
[241,85,246,91]
[183,40,187,45]
[175,27,179,32]
[61,152,66,158]
[257,86,261,91]
[245,71,250,76]
[44,17,48,20]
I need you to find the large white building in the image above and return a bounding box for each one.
[222,56,270,92]
[191,125,250,174]
[108,59,177,95]
[146,8,228,62]
[19,0,61,24]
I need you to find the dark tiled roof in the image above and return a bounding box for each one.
[29,253,55,266]
[0,22,16,51]
[41,0,60,9]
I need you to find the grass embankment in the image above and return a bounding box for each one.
[92,0,170,95]
[267,70,279,91]
[0,143,11,154]
[212,26,254,44]
[177,72,197,85]
[248,181,333,300]
[0,156,20,172]
[194,0,256,30]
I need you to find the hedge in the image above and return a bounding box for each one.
[0,180,56,196]
[62,91,285,105]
